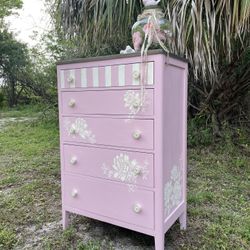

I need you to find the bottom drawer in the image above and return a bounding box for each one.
[62,174,154,229]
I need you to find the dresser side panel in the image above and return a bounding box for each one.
[162,60,188,229]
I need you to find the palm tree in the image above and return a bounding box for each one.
[55,0,250,123]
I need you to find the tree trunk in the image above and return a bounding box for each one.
[9,78,16,107]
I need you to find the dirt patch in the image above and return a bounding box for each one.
[0,117,36,131]
[15,222,61,250]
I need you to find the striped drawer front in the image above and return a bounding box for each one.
[62,174,154,229]
[59,62,154,89]
[63,144,154,190]
[61,89,154,116]
[61,116,154,150]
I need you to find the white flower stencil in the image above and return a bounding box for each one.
[64,118,96,143]
[164,165,182,217]
[123,90,148,117]
[102,153,149,192]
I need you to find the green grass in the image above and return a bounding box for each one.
[0,104,43,118]
[0,106,249,249]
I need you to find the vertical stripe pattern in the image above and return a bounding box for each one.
[92,67,99,87]
[81,68,87,87]
[105,66,112,87]
[118,65,125,86]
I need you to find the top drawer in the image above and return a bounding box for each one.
[58,62,154,89]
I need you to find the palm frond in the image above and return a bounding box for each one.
[57,0,250,84]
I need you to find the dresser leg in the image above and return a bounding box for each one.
[179,211,187,230]
[62,210,69,230]
[154,233,165,250]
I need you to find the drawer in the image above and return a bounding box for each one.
[63,145,154,190]
[62,174,154,229]
[62,116,154,150]
[59,62,154,89]
[61,89,154,116]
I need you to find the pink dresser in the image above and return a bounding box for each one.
[57,50,188,250]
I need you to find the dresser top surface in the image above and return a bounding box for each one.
[57,49,188,66]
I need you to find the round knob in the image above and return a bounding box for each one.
[132,130,141,140]
[71,189,78,198]
[68,99,76,108]
[68,76,75,84]
[70,156,77,165]
[134,167,141,176]
[69,125,77,135]
[133,101,141,109]
[133,203,142,214]
[133,71,140,80]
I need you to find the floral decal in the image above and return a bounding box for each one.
[64,118,96,143]
[102,153,149,192]
[124,90,147,117]
[164,165,182,217]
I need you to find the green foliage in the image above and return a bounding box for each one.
[0,104,42,118]
[52,0,143,58]
[25,46,58,105]
[0,28,59,108]
[0,1,59,110]
[0,30,28,71]
[188,116,250,148]
[0,227,17,249]
[188,117,213,147]
[0,0,22,19]
[191,43,250,123]
[77,241,103,250]
[0,30,29,106]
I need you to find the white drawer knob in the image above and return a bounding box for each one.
[133,71,140,80]
[68,76,75,84]
[70,156,77,165]
[132,130,141,140]
[71,189,78,198]
[133,203,142,213]
[69,125,77,134]
[134,167,141,176]
[133,101,140,109]
[68,99,76,108]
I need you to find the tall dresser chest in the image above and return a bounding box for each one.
[57,50,188,250]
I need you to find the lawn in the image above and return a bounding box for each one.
[0,107,249,249]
